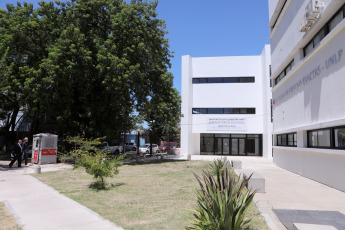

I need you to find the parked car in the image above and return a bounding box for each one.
[100,142,123,155]
[158,142,177,152]
[139,144,159,156]
[125,143,137,151]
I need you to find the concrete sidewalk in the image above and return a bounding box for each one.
[0,162,123,230]
[192,155,345,230]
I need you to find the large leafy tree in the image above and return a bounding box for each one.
[0,0,181,142]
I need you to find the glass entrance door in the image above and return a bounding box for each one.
[232,139,238,155]
[223,138,230,155]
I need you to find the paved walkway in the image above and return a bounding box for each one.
[191,155,345,230]
[0,162,123,230]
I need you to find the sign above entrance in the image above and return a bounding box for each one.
[207,118,247,131]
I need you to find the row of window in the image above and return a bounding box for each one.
[192,77,255,84]
[277,133,297,147]
[304,4,345,57]
[274,60,294,86]
[275,126,345,149]
[192,108,256,115]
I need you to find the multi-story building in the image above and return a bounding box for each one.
[180,45,272,158]
[269,0,345,192]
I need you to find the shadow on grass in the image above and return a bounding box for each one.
[89,181,125,191]
[126,159,188,166]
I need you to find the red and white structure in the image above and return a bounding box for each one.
[32,133,58,164]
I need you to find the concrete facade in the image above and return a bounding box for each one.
[269,0,345,192]
[181,45,272,159]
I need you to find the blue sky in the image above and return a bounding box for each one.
[0,0,270,93]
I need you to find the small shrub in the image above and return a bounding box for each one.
[76,150,125,189]
[186,169,256,230]
[209,157,231,175]
[63,136,125,189]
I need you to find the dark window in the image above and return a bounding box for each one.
[277,133,297,147]
[334,127,345,148]
[277,135,282,146]
[274,60,294,86]
[271,0,287,29]
[193,77,255,84]
[192,78,199,84]
[208,108,223,114]
[199,78,207,83]
[308,129,331,148]
[193,108,255,114]
[303,4,345,57]
[208,78,223,83]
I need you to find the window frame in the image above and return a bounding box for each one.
[192,108,256,115]
[192,77,255,84]
[276,132,297,147]
[307,128,332,149]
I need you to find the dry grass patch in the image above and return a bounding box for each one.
[34,160,268,230]
[0,202,21,230]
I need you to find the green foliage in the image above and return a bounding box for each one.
[64,136,125,188]
[0,0,180,138]
[58,136,104,164]
[209,157,232,175]
[186,169,257,230]
[76,151,124,189]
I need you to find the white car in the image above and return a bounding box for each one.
[139,144,159,156]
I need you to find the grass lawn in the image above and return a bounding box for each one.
[34,160,269,230]
[0,202,22,230]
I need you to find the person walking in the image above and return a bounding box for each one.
[23,137,29,166]
[9,139,23,168]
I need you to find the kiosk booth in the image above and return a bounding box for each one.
[32,133,58,164]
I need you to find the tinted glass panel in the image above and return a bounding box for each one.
[334,128,345,148]
[208,78,223,83]
[313,28,325,46]
[294,133,297,146]
[304,41,314,56]
[277,135,282,146]
[215,134,230,137]
[247,138,260,156]
[288,134,294,146]
[329,10,344,31]
[192,78,200,84]
[200,137,214,155]
[308,131,318,147]
[214,138,222,154]
[281,135,287,145]
[224,78,238,83]
[208,108,223,114]
[232,134,246,138]
[199,78,207,83]
[317,129,331,147]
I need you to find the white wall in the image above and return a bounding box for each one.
[269,0,345,192]
[181,46,272,158]
[274,147,345,192]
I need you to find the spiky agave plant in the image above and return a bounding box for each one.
[186,169,256,230]
[209,157,232,175]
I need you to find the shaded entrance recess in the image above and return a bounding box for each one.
[200,134,262,156]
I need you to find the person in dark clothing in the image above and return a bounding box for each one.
[9,139,23,168]
[22,137,29,166]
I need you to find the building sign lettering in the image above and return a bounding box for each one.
[207,118,247,131]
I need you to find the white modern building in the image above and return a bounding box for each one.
[269,0,345,192]
[181,45,272,158]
